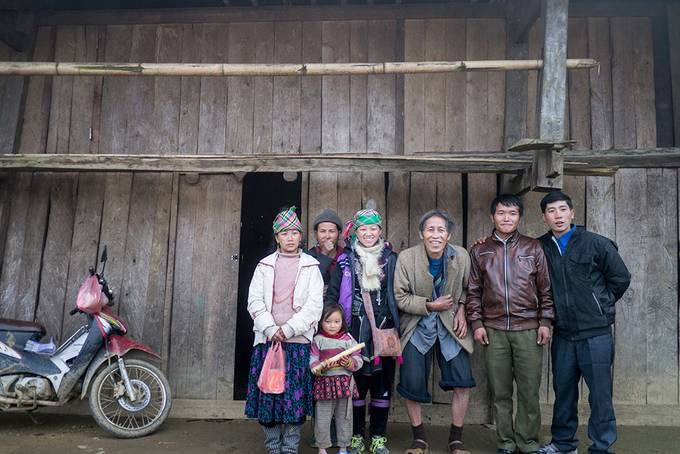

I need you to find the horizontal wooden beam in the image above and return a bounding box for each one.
[1,148,678,175]
[37,2,668,27]
[0,59,598,77]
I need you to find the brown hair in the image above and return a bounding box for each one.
[319,303,348,335]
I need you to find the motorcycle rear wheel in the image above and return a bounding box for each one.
[89,358,172,438]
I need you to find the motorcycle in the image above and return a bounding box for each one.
[0,247,172,438]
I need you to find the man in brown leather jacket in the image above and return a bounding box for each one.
[466,194,554,454]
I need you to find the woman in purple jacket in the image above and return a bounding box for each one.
[326,209,399,454]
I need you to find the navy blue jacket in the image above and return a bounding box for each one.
[538,226,631,340]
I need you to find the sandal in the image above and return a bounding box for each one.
[448,440,470,454]
[405,439,429,454]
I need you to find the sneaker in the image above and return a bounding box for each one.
[537,443,577,454]
[349,435,366,454]
[369,436,389,454]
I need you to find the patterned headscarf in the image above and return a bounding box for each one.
[272,206,303,234]
[342,208,383,240]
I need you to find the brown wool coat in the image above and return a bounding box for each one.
[394,243,474,354]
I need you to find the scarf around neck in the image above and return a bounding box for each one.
[354,239,385,291]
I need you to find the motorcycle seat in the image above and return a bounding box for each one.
[0,318,46,336]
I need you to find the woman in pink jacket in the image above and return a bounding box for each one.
[245,206,324,454]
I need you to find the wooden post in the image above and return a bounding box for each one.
[532,0,569,190]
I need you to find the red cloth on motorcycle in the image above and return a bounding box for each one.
[257,341,286,394]
[77,274,104,314]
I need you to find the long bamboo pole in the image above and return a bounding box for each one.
[0,58,598,77]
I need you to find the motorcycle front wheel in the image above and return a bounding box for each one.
[89,358,172,438]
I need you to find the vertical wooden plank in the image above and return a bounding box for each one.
[68,25,98,154]
[646,168,678,405]
[445,19,467,153]
[0,174,50,321]
[367,20,396,154]
[301,21,322,154]
[272,21,302,154]
[586,17,615,238]
[169,175,199,398]
[18,26,54,154]
[322,21,350,153]
[350,21,368,154]
[88,26,106,155]
[60,174,105,338]
[197,23,228,155]
[117,174,172,353]
[252,22,274,154]
[45,25,76,155]
[154,25,182,154]
[424,19,447,153]
[35,175,77,341]
[408,176,436,249]
[161,173,180,374]
[226,23,255,155]
[611,17,647,405]
[178,24,200,155]
[386,172,410,252]
[125,25,156,155]
[403,19,424,155]
[214,175,242,398]
[99,25,132,155]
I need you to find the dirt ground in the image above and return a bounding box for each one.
[0,414,673,454]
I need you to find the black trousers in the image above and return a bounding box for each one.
[352,357,395,438]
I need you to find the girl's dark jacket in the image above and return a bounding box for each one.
[325,241,400,369]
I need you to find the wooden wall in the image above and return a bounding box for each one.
[0,5,679,423]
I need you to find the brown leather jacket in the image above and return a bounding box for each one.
[466,230,554,331]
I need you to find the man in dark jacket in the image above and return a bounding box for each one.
[306,208,345,289]
[467,194,554,454]
[537,191,631,454]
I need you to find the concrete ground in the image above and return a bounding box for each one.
[0,414,673,454]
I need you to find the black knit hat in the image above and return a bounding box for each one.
[312,208,343,231]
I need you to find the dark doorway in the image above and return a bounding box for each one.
[233,172,302,400]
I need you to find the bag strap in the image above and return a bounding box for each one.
[361,291,378,330]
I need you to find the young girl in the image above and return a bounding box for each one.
[311,304,364,454]
[245,206,324,454]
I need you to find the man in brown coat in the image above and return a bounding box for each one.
[467,194,554,454]
[395,209,475,454]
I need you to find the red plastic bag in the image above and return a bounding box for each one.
[76,274,104,314]
[257,341,286,394]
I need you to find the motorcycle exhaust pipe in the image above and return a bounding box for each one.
[0,395,63,408]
